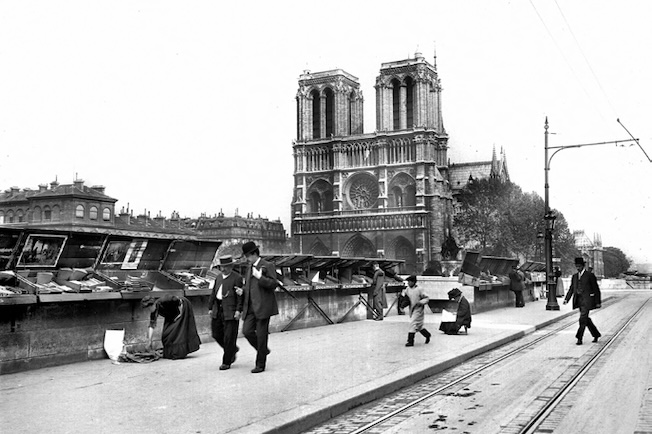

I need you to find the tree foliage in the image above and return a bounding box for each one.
[453,177,579,271]
[602,246,631,277]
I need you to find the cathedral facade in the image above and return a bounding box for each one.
[291,52,458,274]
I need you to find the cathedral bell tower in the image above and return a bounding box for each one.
[291,52,452,274]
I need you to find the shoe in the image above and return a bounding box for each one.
[576,339,582,345]
[251,367,265,374]
[231,347,239,364]
[374,318,383,321]
[425,336,430,344]
[592,334,601,343]
[219,364,230,370]
[405,342,414,347]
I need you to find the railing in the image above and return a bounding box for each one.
[293,210,427,234]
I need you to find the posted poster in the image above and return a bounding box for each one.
[17,234,68,267]
[121,240,148,270]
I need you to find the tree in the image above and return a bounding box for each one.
[453,177,578,271]
[603,247,631,277]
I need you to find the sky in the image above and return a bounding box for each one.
[1,1,651,264]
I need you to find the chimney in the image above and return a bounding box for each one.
[38,184,48,193]
[50,180,60,189]
[153,215,166,228]
[10,186,20,195]
[73,179,84,190]
[90,185,105,195]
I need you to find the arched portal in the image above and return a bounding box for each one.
[341,234,376,258]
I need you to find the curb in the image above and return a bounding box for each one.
[231,308,580,434]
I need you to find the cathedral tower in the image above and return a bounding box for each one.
[291,52,452,273]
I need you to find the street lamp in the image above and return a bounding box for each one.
[543,117,638,311]
[544,211,558,310]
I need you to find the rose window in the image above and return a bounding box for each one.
[347,173,379,209]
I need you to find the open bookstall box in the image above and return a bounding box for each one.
[96,238,221,299]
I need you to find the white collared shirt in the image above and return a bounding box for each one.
[217,272,231,300]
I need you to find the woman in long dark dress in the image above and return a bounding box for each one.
[141,294,201,359]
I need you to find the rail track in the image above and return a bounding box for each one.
[305,296,648,434]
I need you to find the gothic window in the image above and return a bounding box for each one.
[405,76,414,128]
[324,88,334,137]
[43,206,51,221]
[16,209,24,223]
[391,78,401,130]
[103,208,111,221]
[392,186,403,208]
[0,212,4,224]
[311,90,320,139]
[75,205,84,219]
[7,210,14,223]
[346,173,379,210]
[90,206,98,220]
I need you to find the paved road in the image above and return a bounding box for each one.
[308,292,652,434]
[0,291,646,434]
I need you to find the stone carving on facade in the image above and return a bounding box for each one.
[347,173,379,209]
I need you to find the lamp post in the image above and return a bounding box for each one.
[544,211,558,309]
[543,117,638,311]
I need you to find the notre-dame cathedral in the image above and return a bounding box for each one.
[290,51,508,274]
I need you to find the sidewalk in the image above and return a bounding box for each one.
[0,298,577,434]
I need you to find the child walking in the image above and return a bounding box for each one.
[400,274,432,346]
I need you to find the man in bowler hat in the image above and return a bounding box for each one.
[241,241,279,373]
[208,255,243,370]
[564,257,602,345]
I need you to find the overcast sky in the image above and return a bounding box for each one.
[1,1,651,264]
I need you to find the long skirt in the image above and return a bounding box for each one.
[161,298,201,359]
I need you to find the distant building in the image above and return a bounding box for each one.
[574,230,604,278]
[0,179,117,227]
[291,51,507,273]
[0,179,289,257]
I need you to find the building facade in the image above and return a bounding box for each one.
[291,52,455,274]
[0,180,289,260]
[0,179,117,227]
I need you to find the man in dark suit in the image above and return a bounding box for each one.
[208,255,244,370]
[241,241,279,373]
[563,257,602,345]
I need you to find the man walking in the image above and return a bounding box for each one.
[241,241,279,373]
[563,257,602,345]
[208,255,243,370]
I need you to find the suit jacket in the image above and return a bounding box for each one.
[242,258,279,319]
[565,270,601,310]
[208,271,244,319]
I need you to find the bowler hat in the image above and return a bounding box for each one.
[574,257,585,266]
[406,274,417,283]
[448,287,462,299]
[242,241,259,256]
[218,255,234,267]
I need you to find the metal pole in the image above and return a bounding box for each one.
[544,118,560,310]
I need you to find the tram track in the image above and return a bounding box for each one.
[304,296,643,434]
[518,297,651,434]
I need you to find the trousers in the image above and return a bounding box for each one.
[243,313,270,369]
[576,299,600,339]
[211,305,239,366]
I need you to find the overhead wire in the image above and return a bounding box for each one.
[528,0,608,124]
[553,0,619,118]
